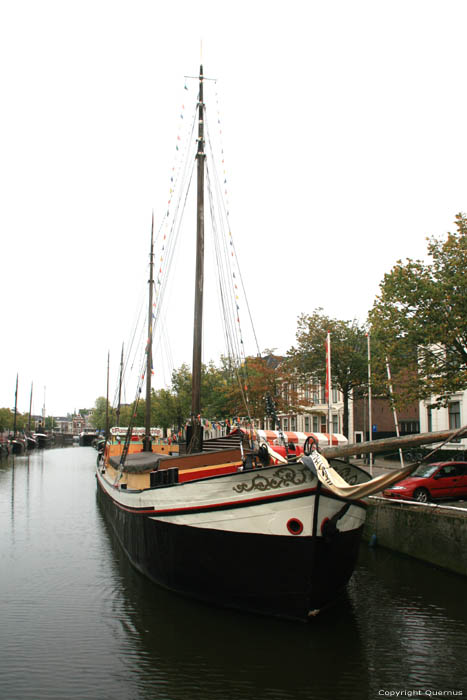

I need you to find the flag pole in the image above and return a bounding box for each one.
[367,333,373,476]
[386,358,404,467]
[326,331,332,446]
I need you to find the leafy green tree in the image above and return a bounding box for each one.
[91,397,116,430]
[0,408,14,432]
[151,388,177,436]
[201,360,232,419]
[131,398,147,427]
[220,354,299,425]
[168,356,306,428]
[171,364,193,427]
[170,362,233,425]
[288,309,369,437]
[369,213,467,407]
[0,408,32,433]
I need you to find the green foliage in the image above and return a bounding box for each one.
[170,361,235,423]
[170,364,193,425]
[370,213,467,406]
[151,388,177,435]
[90,396,117,430]
[0,408,14,432]
[95,355,294,434]
[221,354,301,423]
[0,408,31,432]
[287,309,369,437]
[200,361,229,418]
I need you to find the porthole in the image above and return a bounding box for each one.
[286,518,304,535]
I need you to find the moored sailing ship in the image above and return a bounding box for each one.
[96,67,466,620]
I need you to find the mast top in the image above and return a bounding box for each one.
[184,67,215,83]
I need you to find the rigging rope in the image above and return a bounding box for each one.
[116,75,264,454]
[203,103,261,422]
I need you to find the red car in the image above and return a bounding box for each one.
[382,461,467,503]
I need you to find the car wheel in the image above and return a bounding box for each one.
[413,487,430,503]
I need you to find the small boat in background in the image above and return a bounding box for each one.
[10,436,26,455]
[34,432,50,449]
[79,430,98,447]
[26,435,37,450]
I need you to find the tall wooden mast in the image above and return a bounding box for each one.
[116,343,124,427]
[13,374,18,437]
[143,214,155,452]
[189,65,205,453]
[28,382,33,434]
[105,351,110,443]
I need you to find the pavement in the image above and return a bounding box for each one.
[351,457,410,478]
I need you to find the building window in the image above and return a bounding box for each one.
[427,407,432,432]
[448,401,461,441]
[283,418,288,431]
[449,401,461,429]
[304,416,310,432]
[332,414,338,433]
[313,416,319,432]
[400,421,420,434]
[291,416,296,431]
[332,388,338,403]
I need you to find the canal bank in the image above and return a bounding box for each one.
[355,458,467,576]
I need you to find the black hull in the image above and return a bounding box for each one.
[79,434,96,446]
[11,441,25,455]
[97,477,364,621]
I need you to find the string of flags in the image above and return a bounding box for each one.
[182,417,255,431]
[134,77,252,413]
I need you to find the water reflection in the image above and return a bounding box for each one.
[352,547,467,694]
[0,447,466,700]
[97,500,368,700]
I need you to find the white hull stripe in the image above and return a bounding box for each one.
[96,475,367,517]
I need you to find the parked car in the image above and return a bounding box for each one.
[382,461,467,503]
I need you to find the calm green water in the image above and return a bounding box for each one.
[0,447,466,700]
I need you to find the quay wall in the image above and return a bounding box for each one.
[362,497,467,576]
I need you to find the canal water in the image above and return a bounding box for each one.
[1,447,466,700]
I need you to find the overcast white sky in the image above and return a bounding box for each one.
[1,0,466,416]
